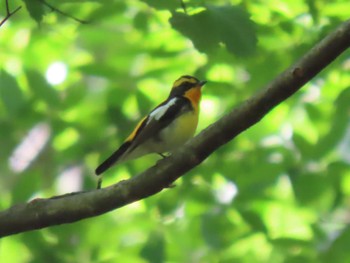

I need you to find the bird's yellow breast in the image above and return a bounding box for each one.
[158,110,199,151]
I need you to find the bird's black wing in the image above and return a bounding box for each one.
[95,96,191,175]
[126,96,192,152]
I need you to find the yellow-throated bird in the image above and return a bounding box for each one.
[95,75,206,187]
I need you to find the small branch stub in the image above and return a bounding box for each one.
[0,0,22,27]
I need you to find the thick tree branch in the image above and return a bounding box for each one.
[0,0,22,27]
[1,19,350,237]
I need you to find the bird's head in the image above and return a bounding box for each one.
[169,75,207,99]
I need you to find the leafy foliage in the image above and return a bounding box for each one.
[23,0,45,23]
[170,5,257,56]
[1,0,350,262]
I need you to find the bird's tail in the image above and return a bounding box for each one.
[95,141,131,176]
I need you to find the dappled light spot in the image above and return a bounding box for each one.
[215,181,238,204]
[56,165,83,194]
[261,135,283,147]
[45,61,67,85]
[9,122,51,173]
[302,82,321,102]
[268,152,283,163]
[281,124,293,140]
[213,175,238,204]
[339,124,350,163]
[207,63,235,83]
[200,97,220,121]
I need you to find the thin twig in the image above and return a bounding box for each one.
[5,0,9,14]
[180,0,187,14]
[37,0,89,24]
[0,0,22,27]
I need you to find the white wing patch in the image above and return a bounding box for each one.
[148,97,178,123]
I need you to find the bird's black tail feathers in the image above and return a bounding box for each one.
[95,141,131,175]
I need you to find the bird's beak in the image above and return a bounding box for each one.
[199,80,207,87]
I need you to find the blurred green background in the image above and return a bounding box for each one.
[1,0,350,262]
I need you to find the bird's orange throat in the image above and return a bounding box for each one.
[184,87,201,111]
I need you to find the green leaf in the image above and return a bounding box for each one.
[133,11,150,31]
[23,0,45,24]
[87,2,126,22]
[140,231,165,263]
[207,5,257,56]
[240,210,268,233]
[292,172,333,207]
[0,71,25,116]
[170,5,257,56]
[141,0,179,10]
[201,209,239,249]
[170,11,219,53]
[26,70,60,108]
[293,132,314,158]
[322,227,350,263]
[315,86,350,158]
[306,0,320,24]
[12,171,40,203]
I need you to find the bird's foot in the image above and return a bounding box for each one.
[97,176,103,189]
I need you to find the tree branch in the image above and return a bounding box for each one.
[37,0,89,24]
[1,19,350,238]
[0,0,22,27]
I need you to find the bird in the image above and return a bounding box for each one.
[95,75,207,188]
